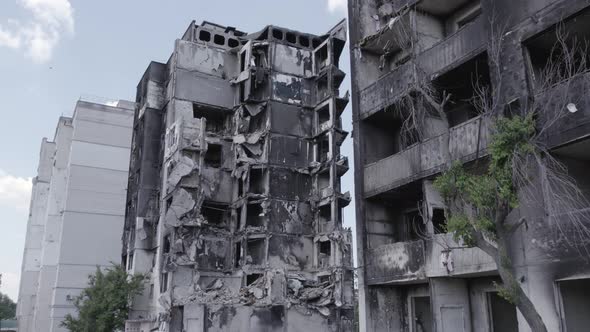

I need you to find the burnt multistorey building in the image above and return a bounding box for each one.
[123,21,354,331]
[349,0,590,331]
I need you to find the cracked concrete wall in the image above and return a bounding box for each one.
[125,20,354,332]
[350,0,590,331]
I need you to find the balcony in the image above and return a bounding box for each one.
[336,156,350,176]
[358,63,415,120]
[315,65,346,106]
[358,14,486,120]
[365,234,497,285]
[318,187,352,208]
[365,240,426,285]
[425,233,496,277]
[538,72,590,149]
[360,11,413,56]
[364,115,490,197]
[418,14,485,76]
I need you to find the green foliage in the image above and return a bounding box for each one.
[474,216,496,238]
[433,161,469,199]
[434,165,497,243]
[0,292,16,320]
[489,114,536,207]
[493,281,519,305]
[445,214,475,246]
[434,115,536,244]
[61,265,145,332]
[465,175,497,211]
[443,213,496,246]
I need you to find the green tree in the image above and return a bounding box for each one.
[0,292,17,321]
[434,115,546,329]
[434,85,589,331]
[61,265,145,332]
[430,22,590,332]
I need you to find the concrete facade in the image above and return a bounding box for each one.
[123,21,355,331]
[349,0,590,331]
[16,99,135,332]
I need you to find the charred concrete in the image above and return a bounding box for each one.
[124,20,354,331]
[349,0,590,331]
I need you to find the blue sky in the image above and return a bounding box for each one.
[0,0,353,301]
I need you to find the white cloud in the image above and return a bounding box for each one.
[0,25,21,48]
[0,169,33,211]
[0,0,74,63]
[23,23,59,63]
[327,0,347,13]
[21,0,74,32]
[0,272,20,301]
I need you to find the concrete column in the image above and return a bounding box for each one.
[431,278,472,332]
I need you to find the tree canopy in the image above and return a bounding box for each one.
[61,265,145,332]
[0,292,17,321]
[434,114,536,247]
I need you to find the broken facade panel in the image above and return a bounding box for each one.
[124,20,354,331]
[350,0,590,331]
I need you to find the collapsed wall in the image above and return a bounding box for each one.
[124,20,355,331]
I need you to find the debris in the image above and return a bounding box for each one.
[206,279,224,291]
[299,287,324,301]
[287,278,303,296]
[317,307,331,317]
[122,19,353,330]
[250,287,264,299]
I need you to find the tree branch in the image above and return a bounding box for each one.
[494,200,511,226]
[507,217,528,235]
[471,228,498,258]
[415,85,451,125]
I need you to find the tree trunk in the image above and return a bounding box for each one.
[495,243,548,332]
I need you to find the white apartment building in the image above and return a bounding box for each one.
[16,98,134,332]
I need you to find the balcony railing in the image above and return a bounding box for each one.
[365,240,426,285]
[417,14,485,75]
[365,234,497,284]
[364,115,490,197]
[537,71,590,149]
[358,15,486,119]
[425,233,496,277]
[358,63,415,120]
[336,156,350,176]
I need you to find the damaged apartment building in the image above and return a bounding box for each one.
[349,0,590,331]
[123,20,354,331]
[17,98,134,332]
